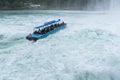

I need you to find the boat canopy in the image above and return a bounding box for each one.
[35,19,60,29]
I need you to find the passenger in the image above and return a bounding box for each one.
[48,26,51,31]
[41,29,45,34]
[57,23,60,26]
[51,25,54,30]
[45,27,48,33]
[34,30,39,34]
[38,29,42,34]
[53,25,56,29]
[56,24,59,27]
[47,26,49,31]
[54,24,57,28]
[50,25,53,28]
[62,22,64,25]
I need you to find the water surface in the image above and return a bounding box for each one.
[0,10,120,80]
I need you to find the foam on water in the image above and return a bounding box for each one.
[0,10,120,80]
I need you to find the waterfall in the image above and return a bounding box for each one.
[86,0,110,10]
[110,0,120,11]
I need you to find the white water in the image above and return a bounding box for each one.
[0,10,120,80]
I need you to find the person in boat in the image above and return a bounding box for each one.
[41,29,45,34]
[47,26,51,31]
[54,24,57,28]
[57,23,60,27]
[38,29,42,34]
[47,27,50,32]
[38,23,62,34]
[34,30,39,34]
[44,27,48,33]
[33,29,44,34]
[48,26,51,31]
[33,29,40,34]
[54,25,56,28]
[59,22,64,25]
[50,25,54,30]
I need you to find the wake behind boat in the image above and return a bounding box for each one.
[26,19,66,41]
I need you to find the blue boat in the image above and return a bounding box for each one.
[26,19,66,41]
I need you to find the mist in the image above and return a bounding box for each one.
[26,0,110,10]
[110,0,120,11]
[0,0,110,10]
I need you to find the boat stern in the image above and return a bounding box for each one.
[26,34,38,41]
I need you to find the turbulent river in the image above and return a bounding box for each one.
[0,10,120,80]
